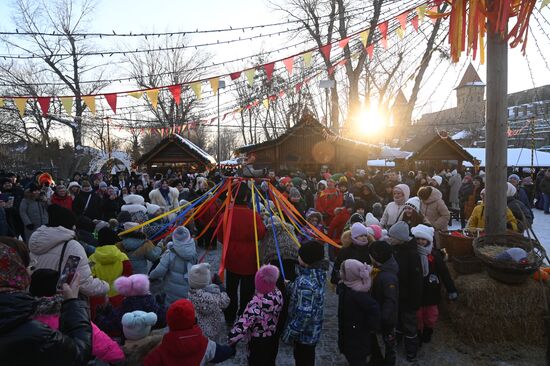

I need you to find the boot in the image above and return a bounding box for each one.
[421,327,433,343]
[404,335,419,363]
[383,336,396,366]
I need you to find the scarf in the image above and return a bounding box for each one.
[351,236,370,247]
[341,260,373,293]
[417,243,433,277]
[159,187,170,205]
[0,243,30,293]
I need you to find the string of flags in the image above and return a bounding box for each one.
[0,1,439,119]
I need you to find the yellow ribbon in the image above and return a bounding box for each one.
[251,181,261,270]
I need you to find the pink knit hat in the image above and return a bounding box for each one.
[255,265,280,294]
[368,224,383,240]
[114,274,150,296]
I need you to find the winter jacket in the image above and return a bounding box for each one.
[337,283,380,356]
[327,208,351,244]
[28,225,109,297]
[516,186,532,208]
[218,204,266,276]
[118,233,162,275]
[315,188,343,224]
[421,249,457,306]
[380,202,406,229]
[229,288,284,343]
[100,195,121,221]
[149,187,180,220]
[0,292,92,366]
[371,257,399,333]
[419,188,450,232]
[540,176,550,195]
[50,193,74,211]
[507,196,534,230]
[149,237,198,304]
[282,263,327,345]
[331,242,371,285]
[0,207,10,236]
[89,245,131,297]
[33,296,124,363]
[467,203,518,232]
[259,221,299,264]
[393,240,423,311]
[144,325,235,366]
[19,192,48,240]
[448,173,462,206]
[189,285,230,340]
[73,190,103,220]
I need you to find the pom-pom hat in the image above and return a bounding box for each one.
[255,264,280,294]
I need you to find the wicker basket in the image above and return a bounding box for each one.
[472,233,544,284]
[439,230,479,260]
[452,255,483,275]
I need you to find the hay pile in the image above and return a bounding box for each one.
[445,272,549,344]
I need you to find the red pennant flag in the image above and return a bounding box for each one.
[319,44,331,61]
[168,85,181,105]
[264,62,275,81]
[411,15,419,32]
[230,71,242,81]
[338,37,350,48]
[279,90,285,97]
[381,38,388,49]
[434,0,443,5]
[328,66,335,76]
[104,93,117,114]
[37,97,50,117]
[337,59,347,66]
[397,12,408,31]
[282,57,294,75]
[223,112,229,120]
[268,95,277,101]
[378,21,388,40]
[211,117,217,124]
[366,44,374,59]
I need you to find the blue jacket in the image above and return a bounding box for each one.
[119,234,161,275]
[149,236,198,304]
[282,263,327,345]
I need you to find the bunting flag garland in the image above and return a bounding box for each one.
[104,93,117,113]
[244,69,255,86]
[264,62,275,81]
[319,44,331,61]
[411,15,420,31]
[0,98,4,108]
[263,99,269,109]
[417,5,427,21]
[397,12,408,31]
[542,0,550,9]
[366,44,375,59]
[146,89,160,109]
[283,57,294,75]
[338,37,350,48]
[229,71,241,81]
[191,82,202,99]
[396,27,405,39]
[378,21,389,49]
[37,97,50,117]
[14,98,27,117]
[302,51,312,67]
[209,77,220,95]
[295,82,303,92]
[82,96,96,115]
[128,91,142,99]
[60,96,73,116]
[168,85,181,105]
[360,30,369,48]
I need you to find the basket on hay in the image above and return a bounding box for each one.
[473,233,544,284]
[439,230,479,259]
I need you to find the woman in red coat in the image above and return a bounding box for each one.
[315,180,343,225]
[218,184,266,324]
[49,185,73,211]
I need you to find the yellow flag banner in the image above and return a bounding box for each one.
[263,99,269,109]
[146,89,160,109]
[244,69,255,86]
[302,51,313,68]
[209,77,220,95]
[128,91,142,99]
[0,98,4,108]
[60,96,73,116]
[542,0,550,9]
[417,5,427,21]
[14,98,27,117]
[82,96,96,115]
[191,82,202,99]
[396,27,405,39]
[360,30,369,48]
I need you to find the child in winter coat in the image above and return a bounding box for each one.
[368,240,399,366]
[297,209,325,244]
[149,226,198,304]
[337,259,380,365]
[188,263,230,341]
[411,224,458,343]
[144,299,236,366]
[282,240,328,366]
[117,222,162,274]
[259,215,299,282]
[29,269,125,364]
[229,265,284,366]
[331,222,373,285]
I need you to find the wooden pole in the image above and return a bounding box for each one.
[484,5,508,236]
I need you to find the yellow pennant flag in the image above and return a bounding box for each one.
[542,0,550,9]
[14,98,27,117]
[60,96,73,116]
[0,98,4,108]
[146,89,160,109]
[302,51,313,68]
[82,96,96,115]
[244,69,255,86]
[209,77,220,95]
[351,51,361,60]
[360,30,369,48]
[417,5,427,21]
[263,99,269,109]
[191,82,202,99]
[396,27,404,40]
[128,91,143,99]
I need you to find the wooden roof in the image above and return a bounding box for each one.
[404,132,476,163]
[457,63,484,88]
[137,134,216,166]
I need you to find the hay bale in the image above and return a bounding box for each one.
[446,272,549,344]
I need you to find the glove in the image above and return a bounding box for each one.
[448,292,458,301]
[26,224,34,230]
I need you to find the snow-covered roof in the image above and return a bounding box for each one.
[219,159,240,166]
[367,159,395,167]
[88,150,132,174]
[378,146,411,159]
[463,148,550,167]
[451,130,471,140]
[173,134,216,164]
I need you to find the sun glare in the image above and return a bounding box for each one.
[358,105,386,135]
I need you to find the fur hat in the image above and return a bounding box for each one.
[114,274,150,296]
[365,213,380,226]
[506,182,517,197]
[188,263,211,289]
[298,240,325,265]
[123,194,145,206]
[98,227,121,246]
[146,203,161,216]
[173,226,191,243]
[368,224,383,240]
[388,221,411,242]
[255,264,280,295]
[167,299,196,331]
[405,197,421,213]
[411,224,434,244]
[431,175,443,186]
[369,240,393,264]
[47,204,76,230]
[121,311,158,341]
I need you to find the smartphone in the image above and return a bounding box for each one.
[57,255,81,290]
[7,196,14,208]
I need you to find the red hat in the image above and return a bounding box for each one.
[167,299,196,330]
[38,172,54,186]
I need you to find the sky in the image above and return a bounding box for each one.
[0,0,549,137]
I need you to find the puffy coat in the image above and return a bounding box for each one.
[259,221,299,264]
[380,202,406,229]
[50,193,74,211]
[118,233,162,275]
[337,283,380,357]
[218,204,266,276]
[393,240,423,311]
[371,257,399,333]
[89,245,131,297]
[448,173,462,206]
[28,225,109,297]
[0,292,92,366]
[421,249,457,306]
[467,203,518,232]
[19,191,48,241]
[149,188,179,220]
[149,237,198,304]
[419,188,450,232]
[315,188,343,224]
[189,285,230,340]
[327,208,351,244]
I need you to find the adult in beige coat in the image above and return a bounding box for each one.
[417,186,450,232]
[28,205,109,297]
[149,180,180,221]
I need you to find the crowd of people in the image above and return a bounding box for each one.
[0,165,547,365]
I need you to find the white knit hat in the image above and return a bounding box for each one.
[365,213,380,226]
[123,194,145,205]
[431,176,443,186]
[405,197,421,213]
[506,182,517,197]
[351,222,370,239]
[146,203,161,215]
[411,224,435,244]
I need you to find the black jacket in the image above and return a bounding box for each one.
[73,191,102,220]
[331,244,371,285]
[507,197,533,230]
[393,239,423,311]
[337,283,380,356]
[0,292,92,366]
[101,195,122,221]
[421,250,457,306]
[371,256,399,333]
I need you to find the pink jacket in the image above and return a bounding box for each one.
[34,314,125,363]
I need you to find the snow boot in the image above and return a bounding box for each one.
[404,335,419,363]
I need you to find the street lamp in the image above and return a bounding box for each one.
[217,80,226,173]
[319,79,335,127]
